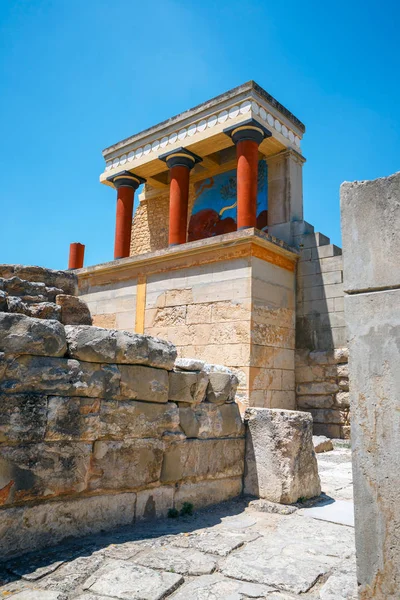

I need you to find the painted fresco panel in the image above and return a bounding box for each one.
[188,160,268,241]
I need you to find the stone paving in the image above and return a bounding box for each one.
[0,442,356,600]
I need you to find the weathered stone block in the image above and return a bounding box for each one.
[0,313,66,356]
[313,435,334,453]
[0,493,136,559]
[296,381,339,395]
[179,402,244,438]
[100,399,180,440]
[345,287,400,596]
[0,290,7,311]
[309,408,348,424]
[55,295,92,325]
[335,391,350,408]
[0,264,77,296]
[6,296,62,321]
[206,369,239,405]
[65,325,176,370]
[341,172,400,292]
[89,439,164,491]
[244,408,321,503]
[0,393,48,443]
[296,395,334,409]
[118,364,169,403]
[0,355,120,399]
[168,370,208,404]
[45,397,101,441]
[175,357,205,371]
[0,442,91,506]
[161,438,245,483]
[174,476,242,510]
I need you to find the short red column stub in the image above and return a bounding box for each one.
[68,242,85,269]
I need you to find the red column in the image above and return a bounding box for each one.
[68,242,85,269]
[158,148,202,247]
[236,139,259,229]
[169,164,190,246]
[114,185,135,259]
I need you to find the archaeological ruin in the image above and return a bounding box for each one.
[1,80,399,599]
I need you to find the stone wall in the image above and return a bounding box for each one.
[341,172,400,598]
[294,222,349,438]
[0,266,244,559]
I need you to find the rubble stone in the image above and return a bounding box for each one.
[244,407,321,503]
[65,325,176,370]
[168,370,208,404]
[0,313,66,356]
[55,295,92,325]
[7,297,62,321]
[313,435,334,453]
[175,357,206,371]
[206,371,239,404]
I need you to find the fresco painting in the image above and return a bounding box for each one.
[188,160,268,242]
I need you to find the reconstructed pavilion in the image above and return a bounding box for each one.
[76,81,349,435]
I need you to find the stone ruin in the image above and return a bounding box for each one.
[0,264,320,559]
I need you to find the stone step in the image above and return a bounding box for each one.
[298,232,331,249]
[0,264,77,296]
[312,244,342,259]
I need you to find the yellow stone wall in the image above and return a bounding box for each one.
[130,185,197,257]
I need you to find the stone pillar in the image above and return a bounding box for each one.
[224,119,271,230]
[159,148,202,246]
[107,171,146,259]
[68,242,85,270]
[266,149,305,243]
[341,171,400,598]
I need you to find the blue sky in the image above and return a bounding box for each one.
[1,0,399,270]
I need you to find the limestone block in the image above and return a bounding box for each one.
[186,303,212,324]
[89,439,164,491]
[335,391,350,408]
[252,323,295,349]
[179,402,244,438]
[0,264,77,295]
[83,560,183,600]
[133,545,217,576]
[0,442,92,506]
[0,355,120,399]
[309,408,349,424]
[0,493,136,559]
[168,370,208,404]
[296,381,339,395]
[45,397,101,441]
[206,368,239,405]
[136,486,175,520]
[92,313,116,328]
[313,435,334,453]
[175,357,206,371]
[297,395,334,409]
[99,399,180,440]
[161,438,244,483]
[0,277,64,303]
[6,297,62,320]
[345,288,400,596]
[0,313,66,356]
[65,325,176,370]
[55,294,92,325]
[118,364,169,403]
[244,408,321,503]
[174,476,242,510]
[0,393,48,443]
[341,172,400,292]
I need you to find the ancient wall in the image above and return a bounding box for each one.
[294,223,349,438]
[0,267,244,559]
[79,231,298,413]
[341,172,400,598]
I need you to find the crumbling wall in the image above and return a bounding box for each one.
[294,223,349,438]
[0,267,244,559]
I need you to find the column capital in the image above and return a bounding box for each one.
[224,118,272,146]
[107,170,146,190]
[159,147,202,170]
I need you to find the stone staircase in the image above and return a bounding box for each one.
[0,264,91,325]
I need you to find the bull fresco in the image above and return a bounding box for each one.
[188,160,268,242]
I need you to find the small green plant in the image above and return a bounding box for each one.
[167,508,179,518]
[297,496,307,504]
[180,502,194,517]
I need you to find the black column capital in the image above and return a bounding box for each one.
[224,118,272,146]
[159,147,203,170]
[107,170,146,190]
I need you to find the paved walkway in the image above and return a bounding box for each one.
[0,442,356,600]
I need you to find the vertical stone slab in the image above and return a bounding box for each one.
[341,171,400,599]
